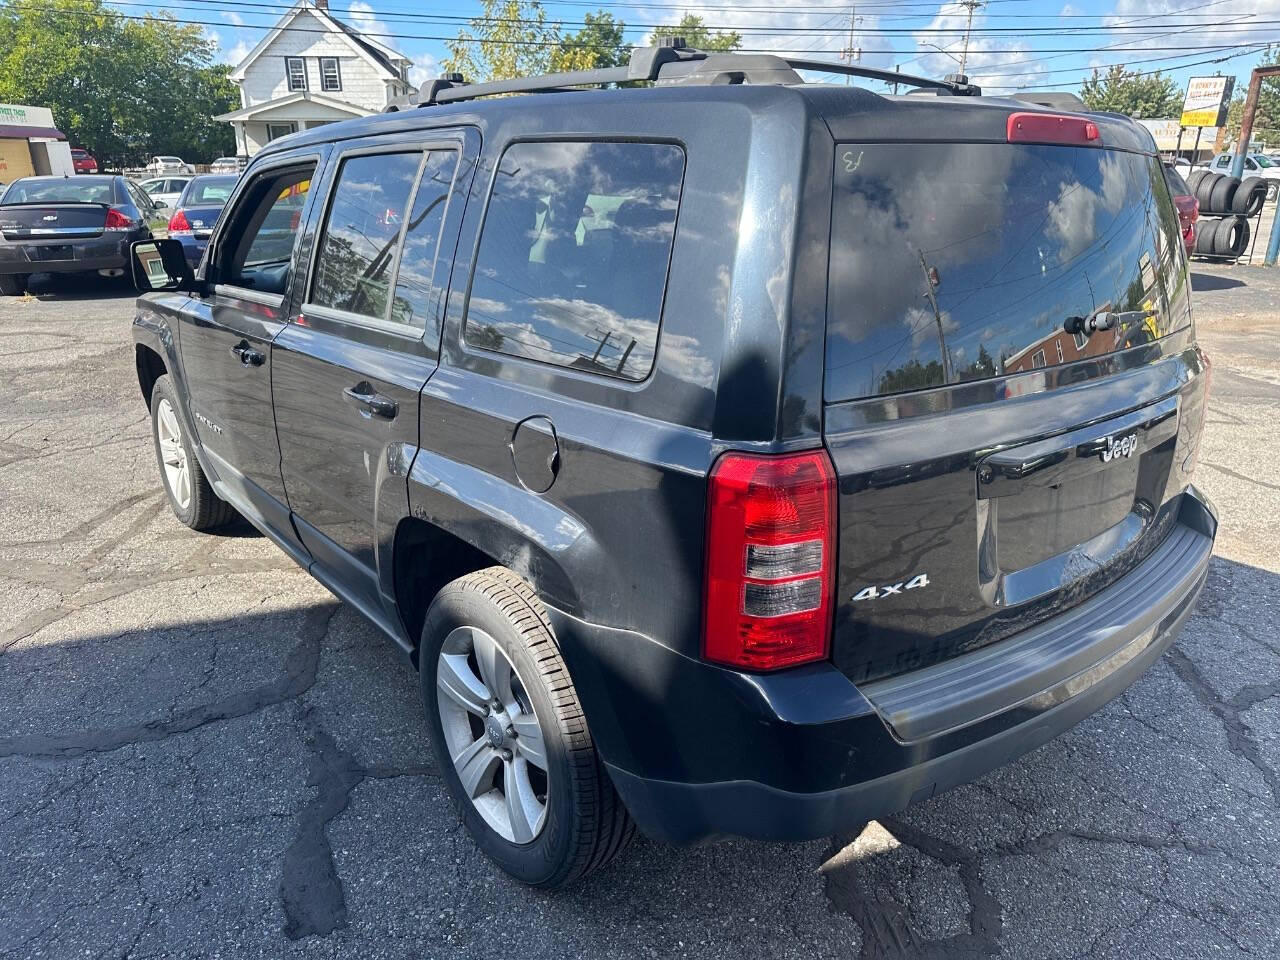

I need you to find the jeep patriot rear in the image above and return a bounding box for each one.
[128,43,1216,888]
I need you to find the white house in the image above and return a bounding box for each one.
[216,0,413,158]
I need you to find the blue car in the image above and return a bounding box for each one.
[166,175,238,268]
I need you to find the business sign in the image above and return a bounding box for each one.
[1180,76,1234,128]
[1137,118,1219,151]
[0,103,55,129]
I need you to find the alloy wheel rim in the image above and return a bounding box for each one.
[436,625,549,844]
[156,398,191,510]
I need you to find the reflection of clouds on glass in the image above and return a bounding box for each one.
[1046,153,1127,263]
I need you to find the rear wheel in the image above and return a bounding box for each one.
[0,274,28,296]
[421,567,634,888]
[149,375,235,530]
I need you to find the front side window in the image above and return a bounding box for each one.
[320,57,341,92]
[463,141,684,381]
[286,57,307,92]
[217,165,314,295]
[310,152,421,322]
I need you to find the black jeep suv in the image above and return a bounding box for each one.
[129,44,1216,888]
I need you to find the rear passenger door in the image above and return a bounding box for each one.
[272,130,476,627]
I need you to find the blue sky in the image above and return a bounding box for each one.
[187,0,1279,102]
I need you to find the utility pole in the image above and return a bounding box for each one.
[840,5,862,83]
[957,0,984,76]
[1233,63,1280,264]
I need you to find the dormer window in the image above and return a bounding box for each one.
[320,57,342,92]
[286,57,307,92]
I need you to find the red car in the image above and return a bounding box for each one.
[1163,162,1198,254]
[70,148,98,175]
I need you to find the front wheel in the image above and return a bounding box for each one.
[421,567,634,888]
[149,375,235,530]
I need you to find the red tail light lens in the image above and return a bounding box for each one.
[104,207,133,230]
[167,209,191,235]
[703,450,837,671]
[1007,112,1100,146]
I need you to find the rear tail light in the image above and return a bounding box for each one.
[167,209,192,236]
[104,207,133,230]
[703,450,837,671]
[1007,112,1100,147]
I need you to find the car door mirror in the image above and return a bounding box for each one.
[131,239,192,293]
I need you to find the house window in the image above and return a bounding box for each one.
[1073,329,1088,350]
[1055,339,1064,363]
[1031,349,1046,369]
[266,122,297,142]
[286,57,307,91]
[320,57,341,92]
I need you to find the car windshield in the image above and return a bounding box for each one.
[184,177,237,205]
[1253,155,1275,168]
[1,179,113,204]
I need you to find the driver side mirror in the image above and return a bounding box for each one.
[131,239,192,293]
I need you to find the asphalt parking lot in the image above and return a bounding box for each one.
[1,265,1278,959]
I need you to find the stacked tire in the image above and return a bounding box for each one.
[1183,170,1261,260]
[1193,215,1250,259]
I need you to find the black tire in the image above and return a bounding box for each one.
[0,273,28,296]
[1185,169,1207,193]
[1196,173,1222,209]
[149,375,236,530]
[1230,180,1263,216]
[1208,175,1237,216]
[1212,217,1248,259]
[1194,218,1217,257]
[420,567,634,889]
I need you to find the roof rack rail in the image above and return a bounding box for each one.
[385,39,979,111]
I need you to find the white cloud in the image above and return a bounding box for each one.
[223,11,244,26]
[227,39,252,66]
[409,51,440,87]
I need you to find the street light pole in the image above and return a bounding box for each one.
[958,0,984,76]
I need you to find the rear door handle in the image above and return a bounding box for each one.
[343,382,398,420]
[230,341,265,366]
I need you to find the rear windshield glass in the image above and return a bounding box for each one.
[1163,164,1190,196]
[2,180,114,204]
[185,177,238,205]
[825,143,1188,402]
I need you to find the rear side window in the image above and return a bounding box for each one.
[464,140,684,381]
[825,143,1187,401]
[310,152,421,322]
[390,150,459,328]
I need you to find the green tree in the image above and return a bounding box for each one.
[551,11,628,73]
[0,0,235,165]
[443,0,560,83]
[647,14,741,53]
[1079,65,1182,118]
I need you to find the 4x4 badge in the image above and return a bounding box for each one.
[852,573,929,602]
[1100,433,1138,463]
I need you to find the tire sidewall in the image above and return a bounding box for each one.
[420,584,579,886]
[150,377,198,526]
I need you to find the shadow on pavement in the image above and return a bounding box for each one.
[1191,270,1247,293]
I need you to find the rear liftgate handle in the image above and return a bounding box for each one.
[343,382,398,421]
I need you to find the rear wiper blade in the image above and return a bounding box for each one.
[1064,309,1153,337]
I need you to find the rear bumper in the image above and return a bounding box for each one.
[554,486,1216,845]
[0,236,134,275]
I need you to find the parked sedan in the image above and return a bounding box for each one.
[146,155,194,176]
[209,156,243,175]
[139,176,193,210]
[0,175,160,295]
[70,148,99,174]
[166,175,238,268]
[1163,163,1198,255]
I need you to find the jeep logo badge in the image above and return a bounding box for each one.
[1100,433,1137,463]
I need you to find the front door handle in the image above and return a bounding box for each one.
[230,341,265,366]
[343,382,398,420]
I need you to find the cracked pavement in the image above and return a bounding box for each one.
[1,263,1278,959]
